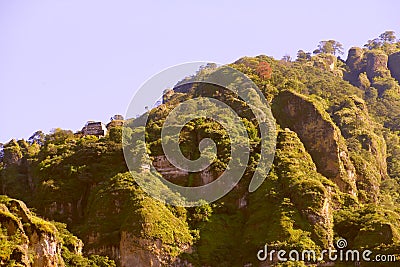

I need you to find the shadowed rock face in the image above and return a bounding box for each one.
[347,47,364,72]
[272,90,357,195]
[345,48,392,88]
[389,51,400,82]
[365,51,389,81]
[345,47,365,86]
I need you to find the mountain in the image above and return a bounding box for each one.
[1,32,400,266]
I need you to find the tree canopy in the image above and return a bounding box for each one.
[313,40,344,55]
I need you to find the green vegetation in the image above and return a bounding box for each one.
[0,195,116,266]
[1,33,400,266]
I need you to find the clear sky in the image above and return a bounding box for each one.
[1,0,399,143]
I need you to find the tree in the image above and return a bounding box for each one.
[313,40,344,55]
[379,31,396,44]
[46,128,74,144]
[364,38,382,50]
[296,50,311,62]
[28,130,45,145]
[109,127,122,143]
[281,54,292,62]
[256,61,272,80]
[364,31,397,50]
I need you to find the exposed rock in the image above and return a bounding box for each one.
[120,233,163,267]
[152,155,217,186]
[82,172,194,266]
[2,139,22,166]
[347,47,365,72]
[30,232,61,267]
[0,196,65,267]
[200,165,214,185]
[152,155,189,183]
[388,51,400,82]
[276,129,335,246]
[106,119,124,130]
[345,47,394,89]
[272,90,357,195]
[332,96,388,202]
[345,47,366,86]
[87,227,193,267]
[313,53,337,72]
[365,51,389,81]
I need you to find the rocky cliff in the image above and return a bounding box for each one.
[0,196,65,266]
[388,51,400,82]
[344,47,399,96]
[272,90,357,196]
[332,96,388,202]
[1,44,400,266]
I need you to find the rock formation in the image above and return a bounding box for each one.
[344,47,398,91]
[365,51,389,81]
[272,90,357,195]
[388,51,400,82]
[332,96,388,202]
[0,197,66,266]
[345,47,366,86]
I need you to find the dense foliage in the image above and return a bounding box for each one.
[1,32,400,266]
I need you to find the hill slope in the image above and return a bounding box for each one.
[1,34,400,266]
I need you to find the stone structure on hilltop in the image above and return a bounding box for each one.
[82,121,107,136]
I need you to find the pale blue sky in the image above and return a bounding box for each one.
[1,0,399,143]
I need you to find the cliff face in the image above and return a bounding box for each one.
[152,155,215,186]
[0,196,65,266]
[83,172,193,267]
[344,47,398,93]
[119,232,192,267]
[365,51,389,81]
[1,47,400,266]
[242,129,338,266]
[272,90,357,196]
[346,47,365,73]
[152,155,189,184]
[2,140,22,167]
[332,96,388,202]
[388,51,400,82]
[344,47,365,87]
[273,130,336,247]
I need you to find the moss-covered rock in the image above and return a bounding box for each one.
[272,90,357,196]
[242,129,345,266]
[365,51,389,81]
[82,172,193,266]
[332,96,388,202]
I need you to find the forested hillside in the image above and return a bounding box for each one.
[1,31,400,266]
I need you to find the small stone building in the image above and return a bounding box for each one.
[82,121,107,136]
